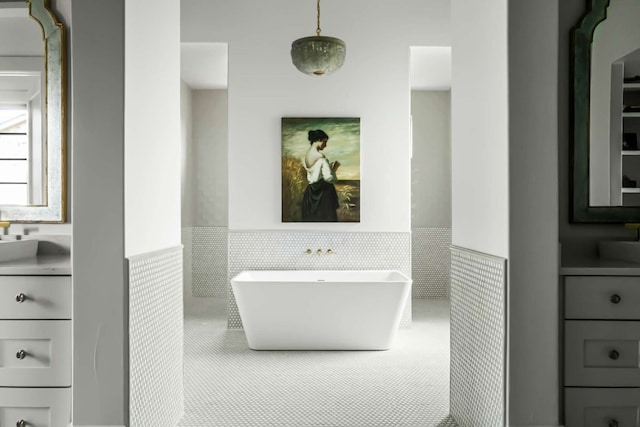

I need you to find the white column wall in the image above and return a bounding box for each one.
[125,0,181,257]
[508,1,561,425]
[71,0,127,424]
[451,0,509,258]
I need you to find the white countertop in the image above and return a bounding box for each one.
[561,255,640,276]
[0,254,70,275]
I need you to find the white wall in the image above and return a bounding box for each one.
[451,0,509,258]
[181,0,450,232]
[125,0,181,257]
[181,80,195,227]
[452,1,562,424]
[411,90,451,228]
[191,89,228,226]
[181,87,228,228]
[508,1,560,425]
[71,0,127,424]
[72,0,183,424]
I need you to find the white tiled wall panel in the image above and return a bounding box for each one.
[191,226,228,297]
[186,227,448,301]
[228,231,412,329]
[450,246,506,427]
[182,227,193,301]
[129,246,184,427]
[412,227,451,298]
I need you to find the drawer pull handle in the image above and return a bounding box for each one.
[17,420,26,427]
[610,294,622,304]
[609,350,620,360]
[16,350,26,360]
[609,420,619,427]
[15,293,27,303]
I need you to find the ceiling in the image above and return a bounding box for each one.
[410,46,452,91]
[180,43,451,91]
[181,43,228,90]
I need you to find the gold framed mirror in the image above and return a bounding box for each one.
[0,0,66,222]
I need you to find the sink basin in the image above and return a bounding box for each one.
[0,239,38,263]
[598,240,640,263]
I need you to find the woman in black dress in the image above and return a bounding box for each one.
[301,129,341,221]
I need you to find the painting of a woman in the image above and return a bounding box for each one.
[302,129,340,221]
[281,117,360,223]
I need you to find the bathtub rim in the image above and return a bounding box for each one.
[230,269,412,284]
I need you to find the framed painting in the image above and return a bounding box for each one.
[281,117,360,222]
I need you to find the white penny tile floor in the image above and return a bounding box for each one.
[179,298,456,427]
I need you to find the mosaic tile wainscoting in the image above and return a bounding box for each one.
[183,226,228,297]
[412,227,451,298]
[128,246,184,427]
[185,227,449,301]
[228,231,412,329]
[182,227,193,300]
[450,246,506,427]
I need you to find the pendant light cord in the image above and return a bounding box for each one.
[316,0,322,36]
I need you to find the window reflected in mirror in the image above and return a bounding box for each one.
[0,64,45,206]
[0,106,29,204]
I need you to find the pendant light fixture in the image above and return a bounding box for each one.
[290,0,346,76]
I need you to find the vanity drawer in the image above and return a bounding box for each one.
[0,387,71,427]
[0,276,71,319]
[565,276,640,319]
[566,320,640,386]
[565,387,640,427]
[0,320,71,387]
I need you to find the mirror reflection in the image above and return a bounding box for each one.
[589,0,640,207]
[0,58,46,206]
[0,0,65,222]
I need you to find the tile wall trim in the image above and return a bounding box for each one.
[450,245,506,427]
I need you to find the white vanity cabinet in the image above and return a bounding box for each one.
[562,263,640,427]
[0,256,72,427]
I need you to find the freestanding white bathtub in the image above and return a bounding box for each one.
[230,270,411,350]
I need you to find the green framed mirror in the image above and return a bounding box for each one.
[0,0,66,222]
[572,0,640,222]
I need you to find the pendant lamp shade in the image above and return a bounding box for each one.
[291,0,346,76]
